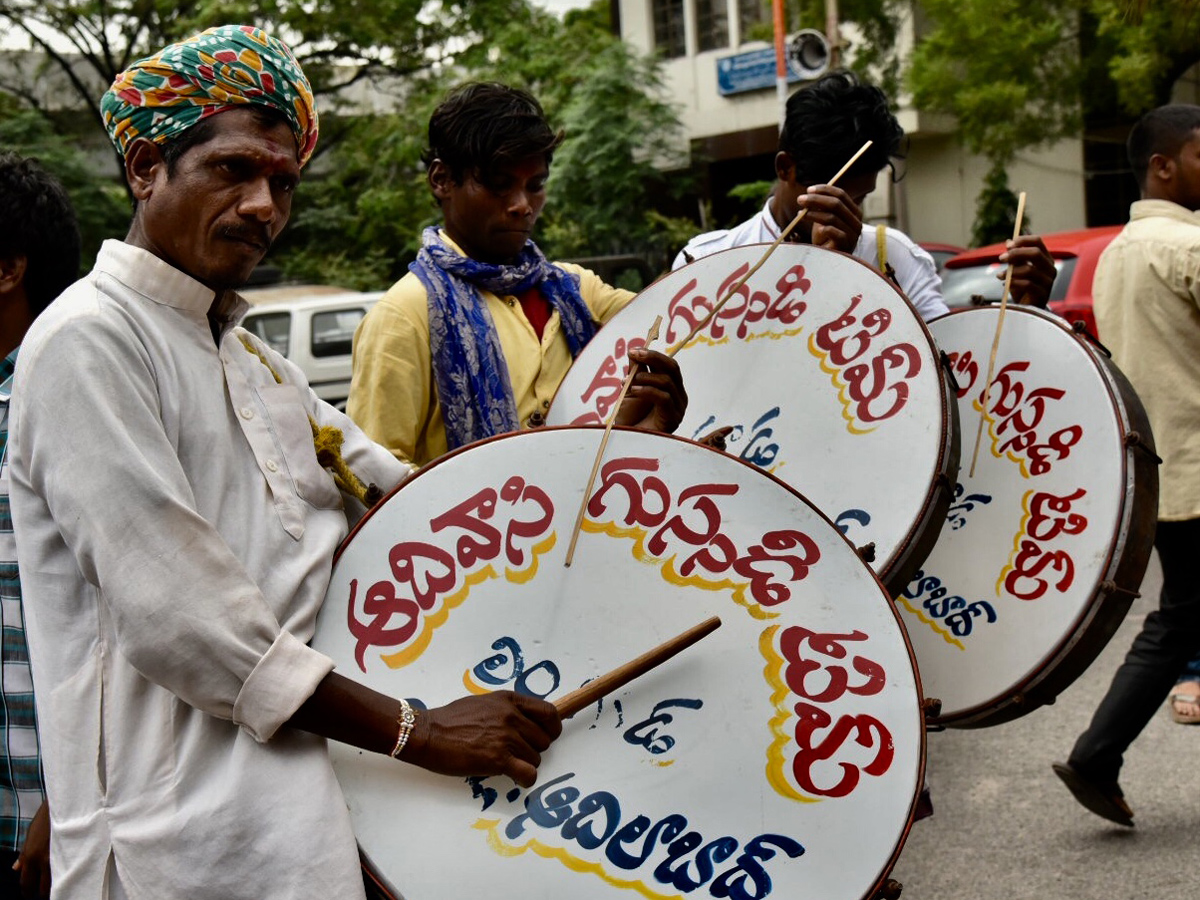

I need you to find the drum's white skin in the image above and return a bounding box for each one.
[547,244,949,583]
[314,429,923,900]
[907,307,1126,720]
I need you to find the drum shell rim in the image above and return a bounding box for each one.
[923,305,1160,728]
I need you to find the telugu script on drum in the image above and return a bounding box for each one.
[903,307,1156,726]
[315,429,924,900]
[548,244,955,592]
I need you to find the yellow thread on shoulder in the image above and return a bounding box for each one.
[472,819,683,899]
[238,335,377,507]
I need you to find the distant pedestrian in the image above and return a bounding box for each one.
[1054,103,1200,826]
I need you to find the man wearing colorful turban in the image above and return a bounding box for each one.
[101,23,319,168]
[9,25,562,900]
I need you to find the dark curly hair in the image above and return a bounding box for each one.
[1127,104,1200,189]
[422,82,565,183]
[0,152,81,316]
[779,71,905,186]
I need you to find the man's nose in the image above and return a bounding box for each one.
[240,178,279,223]
[507,189,534,217]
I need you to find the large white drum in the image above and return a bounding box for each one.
[313,427,925,900]
[547,244,958,594]
[902,306,1158,727]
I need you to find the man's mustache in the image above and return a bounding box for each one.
[220,225,272,251]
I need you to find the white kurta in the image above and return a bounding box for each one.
[9,240,411,899]
[673,200,949,322]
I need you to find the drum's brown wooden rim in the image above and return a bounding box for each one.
[923,304,1160,728]
[334,424,931,899]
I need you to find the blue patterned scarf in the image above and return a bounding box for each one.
[409,226,599,450]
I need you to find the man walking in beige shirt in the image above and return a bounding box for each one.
[1053,104,1200,827]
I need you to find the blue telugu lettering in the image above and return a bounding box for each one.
[498,771,804,896]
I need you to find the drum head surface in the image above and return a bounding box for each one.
[910,307,1144,724]
[547,244,955,590]
[314,427,924,900]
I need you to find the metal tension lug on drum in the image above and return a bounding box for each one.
[1124,430,1163,464]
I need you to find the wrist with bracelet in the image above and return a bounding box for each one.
[390,698,417,759]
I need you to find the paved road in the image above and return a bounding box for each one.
[889,549,1200,899]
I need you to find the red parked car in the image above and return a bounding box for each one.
[939,226,1123,337]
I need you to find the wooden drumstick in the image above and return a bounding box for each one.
[968,191,1027,478]
[555,616,722,718]
[667,140,874,357]
[564,315,663,567]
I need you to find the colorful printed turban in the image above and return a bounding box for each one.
[100,24,319,168]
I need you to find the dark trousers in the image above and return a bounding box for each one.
[1068,517,1200,783]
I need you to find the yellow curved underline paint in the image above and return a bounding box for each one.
[581,519,778,620]
[972,397,1033,479]
[674,323,805,351]
[808,333,876,436]
[472,819,684,899]
[894,596,967,651]
[760,625,821,804]
[997,489,1035,597]
[507,532,557,584]
[380,564,497,669]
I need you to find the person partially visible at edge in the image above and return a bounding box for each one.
[1053,104,1200,828]
[9,26,560,900]
[671,70,1057,321]
[0,152,80,900]
[347,82,688,468]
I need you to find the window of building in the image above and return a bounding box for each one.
[695,0,729,51]
[738,0,770,40]
[652,0,686,58]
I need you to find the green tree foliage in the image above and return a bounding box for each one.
[908,0,1200,162]
[272,1,695,283]
[908,0,1082,166]
[0,0,694,286]
[0,98,128,269]
[971,162,1031,246]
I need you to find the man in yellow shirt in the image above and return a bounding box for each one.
[348,82,686,466]
[1054,104,1200,827]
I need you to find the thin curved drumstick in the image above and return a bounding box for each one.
[968,191,1027,478]
[555,616,722,718]
[564,315,663,567]
[667,140,874,358]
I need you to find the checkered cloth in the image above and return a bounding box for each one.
[0,346,43,852]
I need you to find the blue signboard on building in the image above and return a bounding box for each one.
[716,47,802,97]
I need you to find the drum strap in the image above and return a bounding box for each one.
[876,225,899,285]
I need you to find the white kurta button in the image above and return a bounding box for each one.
[265,459,279,472]
[240,407,254,419]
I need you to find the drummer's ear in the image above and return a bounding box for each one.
[775,151,796,184]
[1148,151,1175,185]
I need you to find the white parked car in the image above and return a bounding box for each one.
[239,286,384,411]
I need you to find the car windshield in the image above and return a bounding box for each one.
[940,258,1072,307]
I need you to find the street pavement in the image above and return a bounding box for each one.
[889,549,1200,900]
